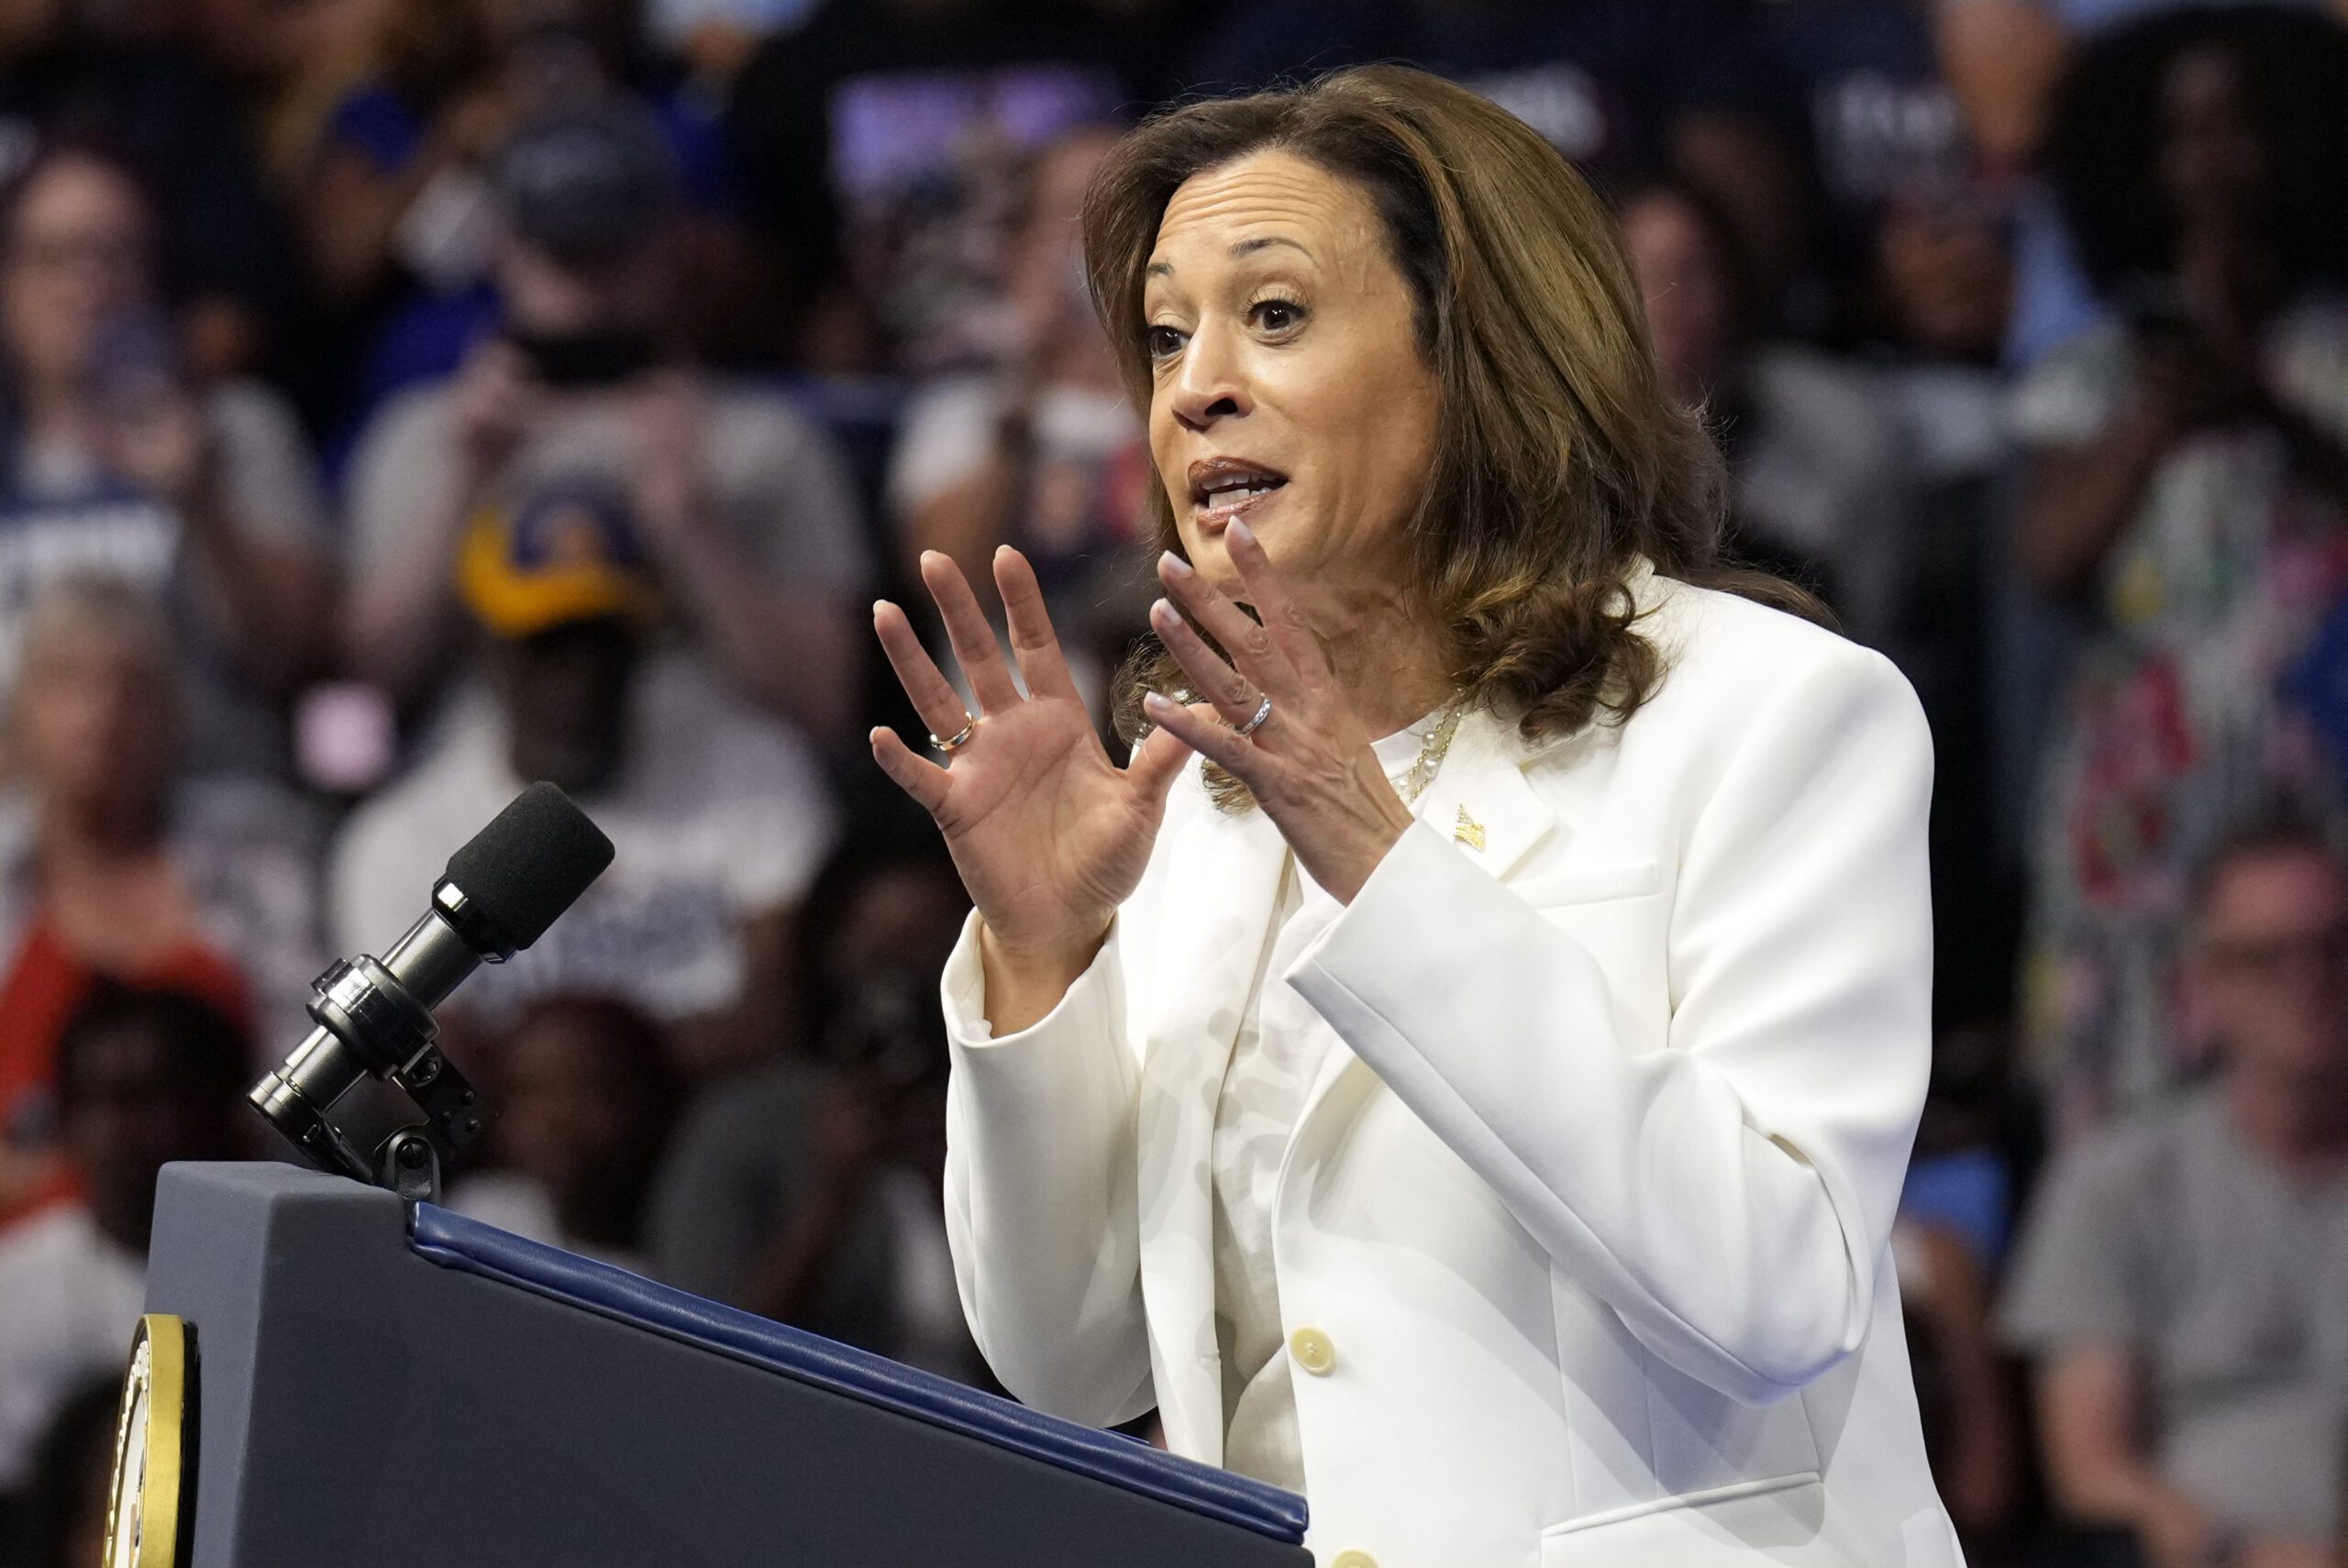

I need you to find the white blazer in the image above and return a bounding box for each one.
[938,570,1964,1567]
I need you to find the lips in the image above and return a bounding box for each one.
[1186,457,1290,529]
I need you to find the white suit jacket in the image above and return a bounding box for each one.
[939,572,1964,1567]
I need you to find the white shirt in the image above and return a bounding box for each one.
[1209,718,1438,1492]
[331,651,837,1029]
[0,1205,146,1489]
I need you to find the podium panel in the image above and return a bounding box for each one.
[138,1163,1311,1567]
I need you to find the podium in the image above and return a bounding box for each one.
[131,1162,1312,1567]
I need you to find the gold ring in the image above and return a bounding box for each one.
[1235,695,1273,738]
[930,717,977,753]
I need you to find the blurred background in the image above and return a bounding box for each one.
[4,0,2348,1562]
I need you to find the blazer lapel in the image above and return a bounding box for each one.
[1134,784,1287,1466]
[1279,710,1563,1203]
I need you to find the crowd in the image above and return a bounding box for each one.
[0,0,2342,1562]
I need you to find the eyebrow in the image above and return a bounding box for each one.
[1145,235,1315,277]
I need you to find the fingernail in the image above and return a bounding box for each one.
[1228,520,1255,547]
[1159,550,1193,577]
[1150,597,1176,624]
[1144,690,1174,712]
[872,600,891,616]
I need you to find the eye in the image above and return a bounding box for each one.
[1145,324,1186,359]
[1248,297,1306,335]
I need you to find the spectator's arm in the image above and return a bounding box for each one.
[179,474,333,695]
[1912,1224,2021,1535]
[2036,1347,2220,1568]
[634,374,864,741]
[1935,0,2071,168]
[2017,404,2176,598]
[344,351,532,701]
[647,501,859,739]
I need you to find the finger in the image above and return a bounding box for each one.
[993,547,1080,701]
[1157,551,1294,698]
[870,726,950,814]
[921,551,1023,712]
[1224,519,1334,685]
[1124,720,1194,803]
[1143,691,1265,787]
[1148,597,1258,725]
[873,600,977,745]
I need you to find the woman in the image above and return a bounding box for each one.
[2014,6,2348,1127]
[0,577,326,1226]
[870,68,1955,1565]
[0,143,333,774]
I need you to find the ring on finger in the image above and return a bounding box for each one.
[930,715,978,753]
[1234,694,1273,738]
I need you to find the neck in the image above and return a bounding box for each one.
[1312,586,1454,740]
[2230,1066,2348,1170]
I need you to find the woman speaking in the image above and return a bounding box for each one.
[869,66,1959,1568]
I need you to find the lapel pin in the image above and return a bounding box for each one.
[1453,806,1486,851]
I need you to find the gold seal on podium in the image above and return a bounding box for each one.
[105,1314,191,1568]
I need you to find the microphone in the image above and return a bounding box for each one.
[250,782,615,1198]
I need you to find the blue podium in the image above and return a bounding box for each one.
[131,1162,1311,1567]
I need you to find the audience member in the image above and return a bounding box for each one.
[0,983,247,1501]
[340,103,869,737]
[1896,1212,2023,1546]
[0,578,325,1225]
[648,836,977,1380]
[722,0,1169,372]
[448,994,680,1273]
[5,1376,117,1568]
[0,145,332,776]
[2001,817,2348,1568]
[2013,6,2348,1125]
[887,124,1151,712]
[1622,178,1909,636]
[331,493,837,1077]
[0,0,299,376]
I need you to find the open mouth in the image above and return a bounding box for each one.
[1187,458,1290,528]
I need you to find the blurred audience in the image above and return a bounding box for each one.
[449,993,680,1272]
[0,145,332,775]
[887,124,1151,712]
[0,0,298,376]
[2001,817,2348,1568]
[0,4,2340,1553]
[0,577,324,1224]
[0,983,248,1502]
[2014,6,2348,1126]
[722,0,1169,372]
[648,835,976,1379]
[331,491,836,1077]
[4,1375,117,1568]
[340,102,868,736]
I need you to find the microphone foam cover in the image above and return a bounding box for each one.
[443,783,616,951]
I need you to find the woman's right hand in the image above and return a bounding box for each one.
[870,548,1193,1019]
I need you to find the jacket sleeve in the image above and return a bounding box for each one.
[939,913,1155,1426]
[1286,646,1934,1406]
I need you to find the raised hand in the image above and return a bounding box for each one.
[870,548,1194,1024]
[1141,520,1418,903]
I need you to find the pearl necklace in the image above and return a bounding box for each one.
[1390,702,1467,805]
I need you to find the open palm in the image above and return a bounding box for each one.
[870,549,1192,966]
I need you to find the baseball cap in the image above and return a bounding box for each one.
[491,102,681,270]
[457,478,659,639]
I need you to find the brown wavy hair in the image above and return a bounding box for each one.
[1084,66,1822,796]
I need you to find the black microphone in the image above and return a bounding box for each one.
[250,782,615,1193]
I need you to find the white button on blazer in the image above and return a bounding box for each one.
[940,567,1964,1567]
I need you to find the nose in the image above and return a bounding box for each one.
[1167,319,1252,432]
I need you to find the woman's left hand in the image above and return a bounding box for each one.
[1144,520,1417,902]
